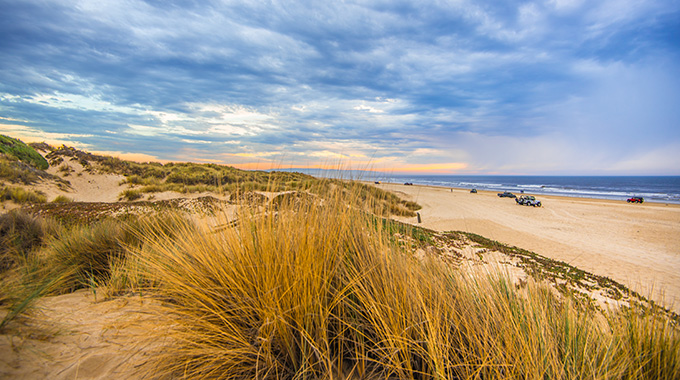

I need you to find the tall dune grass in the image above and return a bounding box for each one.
[0,213,191,328]
[0,210,48,273]
[130,183,679,379]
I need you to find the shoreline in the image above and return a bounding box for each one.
[368,180,680,205]
[359,176,680,206]
[371,181,680,313]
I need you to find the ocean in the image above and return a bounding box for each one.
[368,175,680,204]
[276,168,680,204]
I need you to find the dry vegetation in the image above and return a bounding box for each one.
[0,136,678,378]
[1,182,679,379]
[28,143,421,217]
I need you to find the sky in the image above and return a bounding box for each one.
[1,0,679,175]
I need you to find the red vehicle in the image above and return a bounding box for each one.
[627,196,644,203]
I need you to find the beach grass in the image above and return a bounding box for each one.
[0,210,50,274]
[0,185,47,204]
[1,174,678,377]
[124,182,678,379]
[51,195,74,203]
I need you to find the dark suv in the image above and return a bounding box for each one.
[497,191,516,198]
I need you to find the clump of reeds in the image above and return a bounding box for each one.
[51,195,73,203]
[0,211,193,328]
[0,185,47,203]
[0,210,49,274]
[0,157,41,184]
[120,189,143,201]
[129,182,679,379]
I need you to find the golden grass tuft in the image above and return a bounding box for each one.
[128,183,679,379]
[0,185,47,203]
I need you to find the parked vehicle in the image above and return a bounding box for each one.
[470,189,477,193]
[497,191,516,198]
[516,195,542,207]
[627,196,644,203]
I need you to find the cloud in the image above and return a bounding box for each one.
[125,124,165,137]
[388,162,468,174]
[89,150,166,164]
[0,0,678,174]
[607,143,680,174]
[0,123,93,148]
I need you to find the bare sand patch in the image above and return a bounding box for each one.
[0,290,154,379]
[34,158,127,203]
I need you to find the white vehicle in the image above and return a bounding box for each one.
[516,195,542,207]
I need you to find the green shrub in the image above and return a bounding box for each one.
[0,135,49,170]
[139,184,165,193]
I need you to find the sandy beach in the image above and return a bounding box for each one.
[382,183,680,313]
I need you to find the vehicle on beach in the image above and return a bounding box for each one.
[470,189,477,193]
[516,195,542,207]
[497,191,516,198]
[627,196,644,203]
[404,182,414,186]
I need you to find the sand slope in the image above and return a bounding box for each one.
[386,183,680,312]
[34,159,128,203]
[0,291,153,379]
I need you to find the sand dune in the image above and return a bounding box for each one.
[34,159,128,203]
[0,290,153,379]
[385,183,680,313]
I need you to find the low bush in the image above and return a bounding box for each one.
[0,210,47,273]
[120,189,143,201]
[0,135,49,170]
[0,186,47,203]
[57,163,74,176]
[0,157,40,184]
[51,195,74,203]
